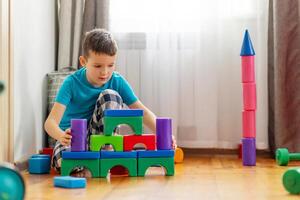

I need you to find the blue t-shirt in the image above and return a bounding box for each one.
[55,67,138,130]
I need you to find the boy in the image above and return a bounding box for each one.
[44,29,176,177]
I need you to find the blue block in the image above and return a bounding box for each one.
[101,151,137,159]
[137,150,175,158]
[29,157,51,174]
[240,29,255,56]
[54,176,86,188]
[62,151,100,159]
[104,109,143,117]
[31,154,51,159]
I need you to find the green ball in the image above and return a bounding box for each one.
[276,148,289,166]
[0,164,25,200]
[283,168,300,194]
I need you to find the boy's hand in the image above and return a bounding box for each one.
[59,128,72,146]
[172,135,177,149]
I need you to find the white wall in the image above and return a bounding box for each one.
[13,0,56,162]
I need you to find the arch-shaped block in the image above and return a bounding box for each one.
[100,158,137,177]
[138,157,174,176]
[61,159,100,177]
[90,135,123,151]
[123,134,156,151]
[104,116,143,136]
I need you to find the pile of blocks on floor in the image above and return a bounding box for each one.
[29,109,175,188]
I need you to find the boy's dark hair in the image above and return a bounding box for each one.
[82,28,118,57]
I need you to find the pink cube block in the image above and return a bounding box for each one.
[243,83,256,110]
[241,56,255,83]
[242,110,256,138]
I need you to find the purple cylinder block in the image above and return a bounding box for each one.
[242,138,256,166]
[156,118,172,150]
[71,119,87,152]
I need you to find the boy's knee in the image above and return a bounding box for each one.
[98,89,123,105]
[99,89,121,98]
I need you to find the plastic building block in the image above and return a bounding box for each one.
[61,159,100,177]
[90,135,123,151]
[241,56,255,83]
[174,148,184,163]
[137,150,174,158]
[54,176,86,188]
[242,110,256,138]
[240,29,255,56]
[123,134,156,151]
[243,83,256,111]
[100,158,137,177]
[104,109,143,117]
[71,119,88,151]
[29,155,51,174]
[62,151,100,160]
[31,154,51,159]
[138,157,174,176]
[242,138,256,166]
[156,118,172,150]
[0,162,25,200]
[276,148,300,166]
[42,147,53,157]
[282,168,300,194]
[104,116,143,136]
[101,151,137,159]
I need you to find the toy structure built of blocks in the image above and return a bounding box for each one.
[54,176,86,189]
[29,154,51,174]
[90,135,123,151]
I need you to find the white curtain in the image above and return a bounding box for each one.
[109,0,269,149]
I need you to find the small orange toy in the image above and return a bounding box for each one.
[174,147,184,163]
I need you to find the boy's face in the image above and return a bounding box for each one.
[80,51,116,87]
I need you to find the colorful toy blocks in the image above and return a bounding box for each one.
[240,29,256,166]
[29,154,51,174]
[57,108,175,181]
[54,176,86,189]
[123,134,156,151]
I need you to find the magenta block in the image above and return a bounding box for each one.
[242,138,256,166]
[241,56,255,83]
[243,83,256,110]
[156,118,172,150]
[71,119,87,152]
[242,110,256,138]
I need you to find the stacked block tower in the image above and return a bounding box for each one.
[240,30,256,166]
[61,109,175,177]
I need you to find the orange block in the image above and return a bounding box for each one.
[175,147,184,163]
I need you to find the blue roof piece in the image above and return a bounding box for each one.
[62,151,100,160]
[31,154,51,159]
[101,151,137,159]
[240,29,255,56]
[137,150,175,158]
[54,176,86,188]
[104,109,143,117]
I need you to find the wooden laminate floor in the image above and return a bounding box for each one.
[23,155,300,200]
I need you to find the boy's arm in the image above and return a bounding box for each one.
[44,102,72,146]
[128,100,156,132]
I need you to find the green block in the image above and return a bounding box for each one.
[100,158,137,178]
[61,159,100,177]
[104,116,143,136]
[90,135,123,151]
[138,157,174,176]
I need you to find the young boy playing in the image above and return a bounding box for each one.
[44,28,176,177]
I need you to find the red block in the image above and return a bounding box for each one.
[243,83,256,110]
[242,110,256,138]
[42,147,53,158]
[241,56,255,83]
[123,134,156,151]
